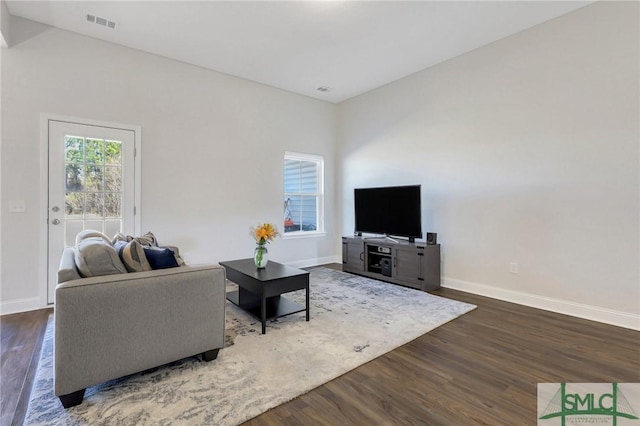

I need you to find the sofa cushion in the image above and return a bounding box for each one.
[165,245,186,267]
[112,231,159,246]
[58,266,81,283]
[143,246,180,270]
[117,240,152,273]
[135,232,159,247]
[74,237,128,278]
[112,232,128,245]
[76,229,112,246]
[113,240,126,255]
[58,248,81,283]
[114,231,185,266]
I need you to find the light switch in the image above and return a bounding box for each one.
[9,200,26,213]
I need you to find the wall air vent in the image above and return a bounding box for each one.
[86,13,117,30]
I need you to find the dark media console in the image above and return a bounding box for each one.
[342,236,441,292]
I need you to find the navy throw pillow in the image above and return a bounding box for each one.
[143,246,179,270]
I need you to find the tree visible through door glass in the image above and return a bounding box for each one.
[64,136,123,239]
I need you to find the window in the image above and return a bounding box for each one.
[64,136,124,243]
[283,152,324,236]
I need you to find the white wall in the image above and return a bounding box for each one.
[1,17,338,313]
[337,2,639,328]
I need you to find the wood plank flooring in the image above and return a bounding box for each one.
[1,308,52,426]
[244,279,639,425]
[1,265,638,425]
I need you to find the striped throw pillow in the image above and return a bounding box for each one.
[115,240,152,273]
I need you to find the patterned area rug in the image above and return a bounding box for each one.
[25,267,475,425]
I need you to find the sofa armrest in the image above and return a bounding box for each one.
[58,247,81,283]
[54,264,226,396]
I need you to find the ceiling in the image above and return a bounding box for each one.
[6,1,593,103]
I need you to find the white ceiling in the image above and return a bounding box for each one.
[6,1,593,103]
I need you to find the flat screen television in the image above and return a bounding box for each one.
[354,185,422,241]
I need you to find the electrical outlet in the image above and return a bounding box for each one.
[509,262,519,274]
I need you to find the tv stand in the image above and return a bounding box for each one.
[341,236,441,291]
[363,234,400,243]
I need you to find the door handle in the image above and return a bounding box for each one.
[51,219,60,225]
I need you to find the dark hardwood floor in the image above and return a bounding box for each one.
[1,308,52,426]
[2,265,638,425]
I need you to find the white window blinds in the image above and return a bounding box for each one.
[284,152,324,235]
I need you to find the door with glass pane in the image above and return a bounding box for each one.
[48,120,136,303]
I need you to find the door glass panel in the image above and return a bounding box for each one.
[65,192,84,217]
[65,221,84,246]
[85,192,104,218]
[85,138,104,164]
[105,192,121,217]
[65,137,84,163]
[84,165,104,191]
[105,166,121,192]
[63,135,124,245]
[65,164,84,190]
[105,140,122,165]
[84,220,104,233]
[105,219,121,238]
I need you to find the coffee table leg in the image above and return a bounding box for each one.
[306,279,310,321]
[261,296,267,334]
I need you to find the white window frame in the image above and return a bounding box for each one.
[283,151,325,239]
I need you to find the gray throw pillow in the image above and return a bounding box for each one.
[74,237,128,278]
[76,229,112,246]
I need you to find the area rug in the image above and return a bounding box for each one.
[24,267,476,425]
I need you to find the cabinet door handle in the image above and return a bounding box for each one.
[360,252,364,261]
[393,257,397,268]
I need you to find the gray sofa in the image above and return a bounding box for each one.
[55,247,226,408]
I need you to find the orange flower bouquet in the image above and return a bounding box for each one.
[250,223,279,268]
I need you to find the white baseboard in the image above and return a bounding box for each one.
[0,297,44,316]
[442,277,640,331]
[286,256,342,269]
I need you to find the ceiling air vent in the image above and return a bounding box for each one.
[86,13,117,30]
[317,86,331,92]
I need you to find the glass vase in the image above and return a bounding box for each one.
[254,243,269,269]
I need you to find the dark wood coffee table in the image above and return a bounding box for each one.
[220,259,310,334]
